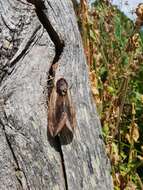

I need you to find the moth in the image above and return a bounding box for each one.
[48,78,76,137]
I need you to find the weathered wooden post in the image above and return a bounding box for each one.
[0,0,113,189]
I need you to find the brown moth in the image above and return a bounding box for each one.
[48,78,76,137]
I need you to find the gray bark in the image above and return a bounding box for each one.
[0,0,113,189]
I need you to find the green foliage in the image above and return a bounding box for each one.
[78,0,143,189]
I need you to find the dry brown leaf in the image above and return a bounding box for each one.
[132,123,139,142]
[140,95,143,103]
[136,3,143,19]
[126,181,137,190]
[91,86,99,96]
[137,155,143,161]
[126,133,131,144]
[89,71,99,98]
[141,145,143,152]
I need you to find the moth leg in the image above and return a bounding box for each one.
[54,112,67,137]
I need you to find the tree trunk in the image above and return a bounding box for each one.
[0,0,113,189]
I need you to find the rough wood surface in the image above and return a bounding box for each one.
[0,0,113,189]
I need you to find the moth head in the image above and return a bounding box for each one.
[56,78,68,96]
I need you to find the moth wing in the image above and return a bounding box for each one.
[67,91,76,131]
[66,116,73,132]
[54,112,67,137]
[48,87,57,136]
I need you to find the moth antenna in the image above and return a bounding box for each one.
[69,83,73,90]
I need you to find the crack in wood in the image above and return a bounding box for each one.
[34,1,65,98]
[9,24,41,68]
[1,14,16,32]
[0,118,30,190]
[0,17,41,85]
[27,1,68,189]
[56,136,68,190]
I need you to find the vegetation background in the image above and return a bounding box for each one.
[77,0,143,189]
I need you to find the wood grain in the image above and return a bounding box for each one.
[0,0,113,189]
